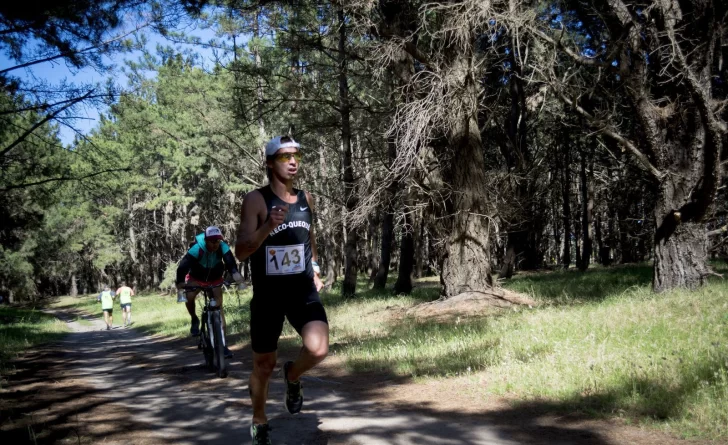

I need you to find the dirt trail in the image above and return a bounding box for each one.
[0,308,711,444]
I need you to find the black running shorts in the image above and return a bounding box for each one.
[250,280,328,354]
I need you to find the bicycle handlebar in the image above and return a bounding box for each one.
[182,281,232,291]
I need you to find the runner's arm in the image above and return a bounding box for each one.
[305,191,320,268]
[235,191,270,261]
[221,244,240,275]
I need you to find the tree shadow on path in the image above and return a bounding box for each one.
[1,306,709,445]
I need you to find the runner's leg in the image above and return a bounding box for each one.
[249,293,285,425]
[286,321,329,382]
[250,351,276,425]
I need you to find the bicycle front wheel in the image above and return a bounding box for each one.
[211,311,227,378]
[201,311,214,370]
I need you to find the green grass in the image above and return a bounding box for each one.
[502,263,655,304]
[329,266,728,440]
[0,306,68,379]
[56,266,728,440]
[55,289,255,340]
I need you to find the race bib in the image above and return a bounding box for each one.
[266,244,305,275]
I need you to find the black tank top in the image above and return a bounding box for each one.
[251,186,314,288]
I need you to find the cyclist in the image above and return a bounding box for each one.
[175,225,242,359]
[235,136,328,445]
[116,281,134,327]
[97,285,116,330]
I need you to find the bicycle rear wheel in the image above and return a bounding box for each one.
[211,311,227,378]
[201,310,214,370]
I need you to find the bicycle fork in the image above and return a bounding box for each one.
[208,299,226,350]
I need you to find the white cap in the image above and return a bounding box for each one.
[204,226,223,240]
[265,136,300,157]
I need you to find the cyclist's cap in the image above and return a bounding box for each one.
[204,226,223,240]
[265,136,300,157]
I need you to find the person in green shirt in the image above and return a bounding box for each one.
[116,282,135,327]
[97,285,116,330]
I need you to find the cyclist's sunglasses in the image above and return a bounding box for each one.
[273,152,302,163]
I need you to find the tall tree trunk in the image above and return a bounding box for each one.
[440,54,494,299]
[70,272,78,297]
[653,204,710,291]
[317,139,337,286]
[373,209,394,289]
[497,28,534,278]
[363,136,378,282]
[373,137,397,290]
[415,209,426,278]
[499,235,517,279]
[551,184,561,266]
[561,144,572,269]
[646,72,718,291]
[367,211,379,281]
[627,0,719,292]
[595,212,608,265]
[574,213,582,267]
[375,4,533,307]
[617,208,634,263]
[578,147,593,271]
[652,141,713,291]
[604,208,616,266]
[339,9,357,297]
[394,209,414,294]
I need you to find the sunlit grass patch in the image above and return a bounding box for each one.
[329,267,728,440]
[56,287,254,340]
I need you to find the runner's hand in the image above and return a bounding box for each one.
[232,271,243,283]
[314,274,324,292]
[267,204,288,229]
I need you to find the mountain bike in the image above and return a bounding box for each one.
[183,282,229,378]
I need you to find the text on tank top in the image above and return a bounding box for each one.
[251,186,313,286]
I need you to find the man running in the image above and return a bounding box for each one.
[98,285,115,330]
[235,135,327,445]
[176,226,242,359]
[116,282,134,327]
